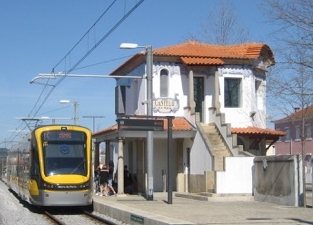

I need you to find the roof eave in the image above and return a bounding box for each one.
[110,53,145,75]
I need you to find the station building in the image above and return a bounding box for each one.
[93,41,285,196]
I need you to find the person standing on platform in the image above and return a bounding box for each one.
[124,165,133,194]
[94,166,101,195]
[107,160,117,195]
[99,163,109,196]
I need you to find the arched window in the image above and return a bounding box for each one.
[160,69,169,97]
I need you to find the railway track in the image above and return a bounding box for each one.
[1,179,125,225]
[83,211,118,225]
[41,208,121,225]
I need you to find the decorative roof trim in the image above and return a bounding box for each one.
[180,57,225,65]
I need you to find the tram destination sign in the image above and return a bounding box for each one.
[117,118,164,131]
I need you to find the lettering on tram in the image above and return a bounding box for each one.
[43,130,86,141]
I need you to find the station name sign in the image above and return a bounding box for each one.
[153,97,179,113]
[117,118,164,131]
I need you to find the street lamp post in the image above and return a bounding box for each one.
[60,100,79,125]
[120,43,154,200]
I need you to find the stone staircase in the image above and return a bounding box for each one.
[195,122,238,195]
[193,108,240,195]
[198,123,233,171]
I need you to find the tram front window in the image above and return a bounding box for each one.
[43,143,87,176]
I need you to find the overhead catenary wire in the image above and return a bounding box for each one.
[29,0,145,119]
[5,0,146,148]
[52,0,118,71]
[73,54,134,71]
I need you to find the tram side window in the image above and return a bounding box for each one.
[17,155,28,178]
[20,151,30,179]
[30,145,40,177]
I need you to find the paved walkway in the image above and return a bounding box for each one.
[93,192,313,225]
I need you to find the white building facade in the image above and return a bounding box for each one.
[93,41,284,196]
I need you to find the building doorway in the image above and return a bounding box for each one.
[194,77,205,121]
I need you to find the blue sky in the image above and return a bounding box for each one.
[0,0,274,147]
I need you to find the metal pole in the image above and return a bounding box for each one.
[117,138,124,195]
[74,101,79,125]
[311,168,313,207]
[167,116,174,204]
[146,45,154,200]
[118,43,154,201]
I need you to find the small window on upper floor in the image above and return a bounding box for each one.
[160,69,169,97]
[277,129,282,142]
[224,78,241,108]
[306,124,312,139]
[295,125,300,141]
[285,127,290,141]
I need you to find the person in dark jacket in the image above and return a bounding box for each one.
[94,166,101,194]
[124,165,133,194]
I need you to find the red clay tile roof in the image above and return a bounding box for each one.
[110,41,274,75]
[231,126,285,136]
[154,41,274,63]
[274,105,313,123]
[93,117,195,136]
[93,124,118,136]
[165,117,195,131]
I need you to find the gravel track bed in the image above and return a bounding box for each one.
[0,180,129,225]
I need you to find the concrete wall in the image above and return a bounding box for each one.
[190,132,212,174]
[187,157,254,194]
[215,157,254,194]
[189,174,205,193]
[253,155,304,206]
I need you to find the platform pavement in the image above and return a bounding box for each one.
[93,192,313,225]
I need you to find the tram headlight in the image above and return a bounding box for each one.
[43,182,55,188]
[78,182,90,189]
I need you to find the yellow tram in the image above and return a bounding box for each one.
[6,125,93,206]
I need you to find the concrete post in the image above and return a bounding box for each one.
[117,138,124,194]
